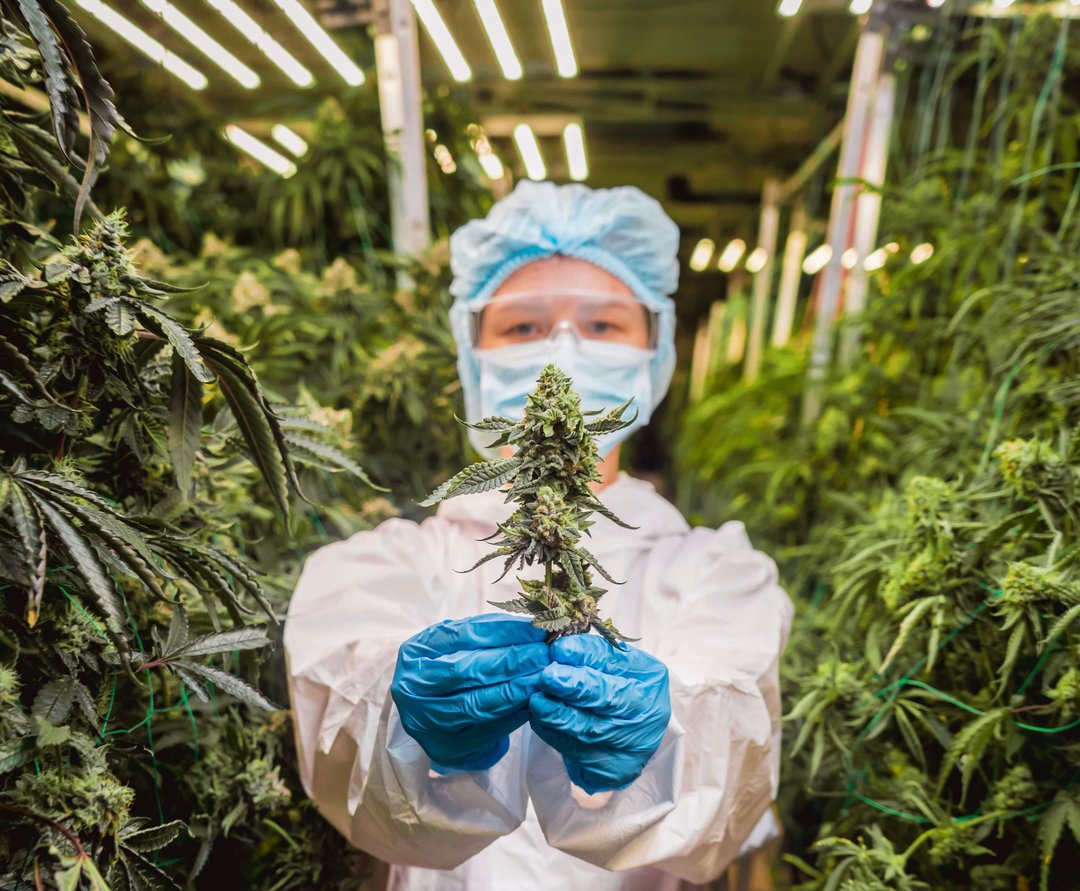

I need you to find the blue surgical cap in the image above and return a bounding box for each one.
[449,180,681,442]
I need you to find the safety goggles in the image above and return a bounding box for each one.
[466,289,661,350]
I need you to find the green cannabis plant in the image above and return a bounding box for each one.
[422,364,637,644]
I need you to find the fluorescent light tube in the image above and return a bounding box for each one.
[473,0,522,80]
[802,244,832,275]
[225,124,297,177]
[541,0,577,78]
[911,243,934,264]
[272,0,365,85]
[271,124,308,157]
[73,0,208,90]
[863,248,888,271]
[140,0,258,88]
[205,0,314,87]
[412,0,472,82]
[717,238,747,272]
[689,238,715,272]
[849,0,872,12]
[563,122,588,181]
[745,247,768,274]
[513,123,546,181]
[777,0,803,15]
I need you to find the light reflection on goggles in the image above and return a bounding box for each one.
[467,289,660,349]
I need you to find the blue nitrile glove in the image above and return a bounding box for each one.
[528,634,671,793]
[391,614,550,772]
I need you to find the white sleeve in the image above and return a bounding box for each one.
[284,517,531,869]
[527,521,794,883]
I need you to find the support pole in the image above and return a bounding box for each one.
[801,20,885,424]
[744,177,782,383]
[772,201,808,348]
[839,64,896,365]
[374,0,430,262]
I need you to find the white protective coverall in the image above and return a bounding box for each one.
[284,473,794,891]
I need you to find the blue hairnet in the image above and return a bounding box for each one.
[449,181,681,443]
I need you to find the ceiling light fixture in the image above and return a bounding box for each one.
[541,0,578,78]
[272,0,365,85]
[745,247,769,274]
[205,0,314,87]
[412,0,472,82]
[689,239,715,272]
[777,0,803,16]
[271,124,308,157]
[863,248,889,271]
[849,0,873,13]
[73,0,208,90]
[513,123,546,180]
[802,244,832,275]
[225,124,297,177]
[717,239,747,273]
[911,243,935,264]
[841,248,860,269]
[563,122,588,181]
[140,0,258,88]
[472,133,505,180]
[473,0,522,80]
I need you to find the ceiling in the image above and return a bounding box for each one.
[68,0,863,307]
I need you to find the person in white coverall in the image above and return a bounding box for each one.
[284,180,794,891]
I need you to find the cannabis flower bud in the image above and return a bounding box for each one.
[421,364,638,644]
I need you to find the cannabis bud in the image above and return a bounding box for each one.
[421,364,637,644]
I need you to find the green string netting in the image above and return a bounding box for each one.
[842,581,1079,826]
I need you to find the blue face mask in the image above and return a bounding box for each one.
[469,333,655,458]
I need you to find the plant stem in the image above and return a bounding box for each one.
[0,802,88,859]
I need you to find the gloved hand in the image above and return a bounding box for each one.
[528,634,671,793]
[391,614,550,772]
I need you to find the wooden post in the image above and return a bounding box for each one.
[744,177,782,383]
[801,20,885,424]
[374,0,430,263]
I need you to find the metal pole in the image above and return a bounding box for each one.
[839,65,896,365]
[374,0,430,262]
[771,201,808,348]
[801,20,885,424]
[744,177,782,383]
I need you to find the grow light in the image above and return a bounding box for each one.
[513,124,546,181]
[849,0,873,12]
[863,248,889,271]
[745,247,769,274]
[992,0,1015,7]
[412,0,472,82]
[140,0,259,88]
[541,0,578,78]
[911,243,935,264]
[434,144,457,174]
[473,0,522,80]
[717,239,747,273]
[272,0,365,85]
[73,0,207,90]
[225,124,297,177]
[689,239,715,272]
[271,124,308,157]
[802,244,832,275]
[472,133,505,180]
[777,0,803,15]
[841,248,860,269]
[563,122,588,181]
[205,0,314,87]
[927,0,947,6]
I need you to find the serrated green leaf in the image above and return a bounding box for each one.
[0,736,36,773]
[167,351,202,497]
[137,303,214,383]
[32,494,128,646]
[170,660,275,710]
[164,604,189,657]
[175,626,271,659]
[419,456,520,507]
[33,677,75,724]
[8,481,47,623]
[121,819,187,855]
